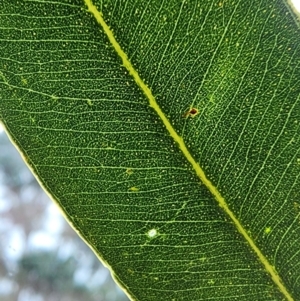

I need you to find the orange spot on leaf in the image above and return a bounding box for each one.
[183,108,199,118]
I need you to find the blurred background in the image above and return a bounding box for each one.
[0,126,129,301]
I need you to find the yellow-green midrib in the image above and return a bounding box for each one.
[83,1,294,300]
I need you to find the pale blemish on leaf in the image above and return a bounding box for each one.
[293,202,300,212]
[264,227,272,234]
[147,228,158,238]
[21,77,27,85]
[126,168,133,175]
[127,268,134,275]
[129,186,139,192]
[51,95,58,102]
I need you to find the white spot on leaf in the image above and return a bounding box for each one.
[147,229,158,238]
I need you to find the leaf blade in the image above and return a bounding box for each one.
[0,0,300,300]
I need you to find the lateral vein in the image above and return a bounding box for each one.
[83,1,294,300]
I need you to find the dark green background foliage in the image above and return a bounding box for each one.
[0,1,300,300]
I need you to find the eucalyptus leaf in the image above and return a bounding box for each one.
[1,1,300,300]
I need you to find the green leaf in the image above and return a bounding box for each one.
[1,0,300,300]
